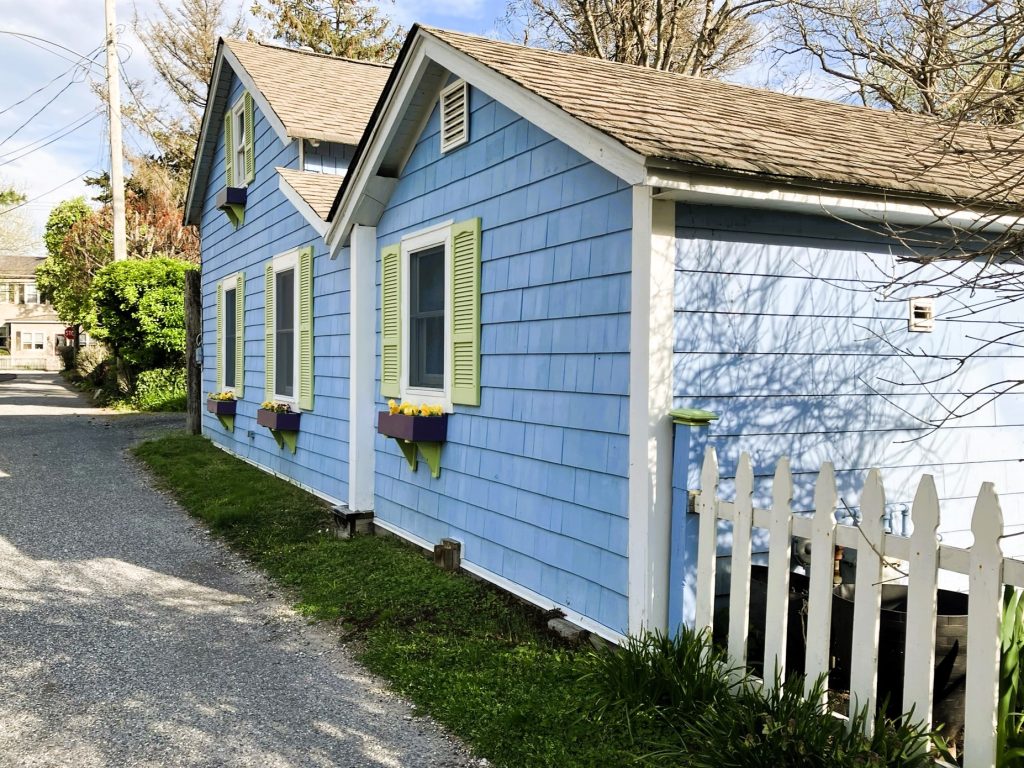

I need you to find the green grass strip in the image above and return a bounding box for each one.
[133,434,637,767]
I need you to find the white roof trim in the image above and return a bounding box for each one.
[327,30,648,251]
[277,170,330,237]
[647,171,1024,232]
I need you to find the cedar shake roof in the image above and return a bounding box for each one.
[225,39,392,145]
[0,255,43,277]
[424,28,1024,207]
[277,168,345,220]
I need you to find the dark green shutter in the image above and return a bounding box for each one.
[450,218,481,406]
[380,243,401,398]
[216,282,224,392]
[298,247,314,411]
[243,92,255,185]
[224,112,234,187]
[235,273,245,397]
[265,263,275,399]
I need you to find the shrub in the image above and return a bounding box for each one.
[71,344,110,385]
[130,367,186,411]
[57,345,76,371]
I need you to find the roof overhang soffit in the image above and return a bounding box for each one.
[184,43,292,226]
[647,169,1024,233]
[326,30,648,253]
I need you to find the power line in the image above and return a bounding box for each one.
[0,170,95,217]
[0,31,105,75]
[0,113,102,168]
[0,45,103,118]
[0,109,100,162]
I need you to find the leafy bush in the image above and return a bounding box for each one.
[1000,587,1024,766]
[57,345,76,371]
[70,344,111,385]
[89,257,195,374]
[130,367,186,411]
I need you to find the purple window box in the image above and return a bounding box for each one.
[257,408,301,431]
[377,412,448,442]
[207,398,237,416]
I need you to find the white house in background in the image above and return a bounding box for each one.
[0,256,66,370]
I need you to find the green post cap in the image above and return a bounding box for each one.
[670,407,719,426]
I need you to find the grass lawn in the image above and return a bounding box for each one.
[133,433,640,767]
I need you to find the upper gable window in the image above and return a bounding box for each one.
[225,93,255,188]
[440,80,469,153]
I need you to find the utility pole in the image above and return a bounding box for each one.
[104,0,128,262]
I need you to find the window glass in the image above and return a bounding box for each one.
[235,106,246,186]
[409,245,445,389]
[224,287,237,387]
[275,268,295,398]
[24,283,38,304]
[0,284,10,303]
[34,332,43,350]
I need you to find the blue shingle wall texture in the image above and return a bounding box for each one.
[374,89,632,634]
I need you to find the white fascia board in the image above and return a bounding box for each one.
[328,31,649,254]
[221,46,290,145]
[277,172,329,237]
[327,38,435,254]
[647,171,1024,233]
[420,36,646,186]
[185,50,226,226]
[627,187,676,637]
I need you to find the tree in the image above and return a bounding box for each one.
[250,0,402,60]
[37,198,97,329]
[775,0,1024,125]
[90,257,196,378]
[0,186,34,258]
[127,0,247,194]
[503,0,778,77]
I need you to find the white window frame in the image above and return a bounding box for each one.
[230,97,247,188]
[400,220,453,411]
[271,250,301,406]
[439,79,469,154]
[221,272,241,393]
[23,282,38,304]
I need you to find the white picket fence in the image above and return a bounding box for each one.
[694,448,1024,767]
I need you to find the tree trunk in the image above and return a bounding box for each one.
[185,269,202,435]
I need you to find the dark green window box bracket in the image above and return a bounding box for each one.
[257,408,300,454]
[207,397,236,432]
[377,412,447,478]
[670,407,719,426]
[216,186,247,229]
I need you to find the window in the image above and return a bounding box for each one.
[909,297,935,332]
[217,273,244,395]
[22,331,43,351]
[0,326,7,348]
[379,218,482,409]
[23,283,38,304]
[225,93,254,188]
[264,248,313,409]
[440,80,469,153]
[409,245,445,389]
[275,267,296,399]
[0,283,11,303]
[224,287,238,387]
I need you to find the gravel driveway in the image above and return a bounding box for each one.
[0,373,475,768]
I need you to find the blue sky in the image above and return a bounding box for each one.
[0,0,508,253]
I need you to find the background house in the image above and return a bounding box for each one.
[0,255,65,370]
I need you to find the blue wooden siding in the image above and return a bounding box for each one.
[304,141,354,175]
[374,88,632,635]
[674,205,1024,554]
[199,71,351,503]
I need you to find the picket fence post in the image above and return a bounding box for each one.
[903,475,940,731]
[804,462,837,704]
[727,453,754,678]
[763,457,793,691]
[849,468,884,734]
[695,447,719,631]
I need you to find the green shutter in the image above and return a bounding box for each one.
[216,281,224,392]
[265,263,275,400]
[298,246,314,411]
[235,273,245,397]
[450,218,481,406]
[243,92,255,185]
[224,112,234,187]
[380,243,401,399]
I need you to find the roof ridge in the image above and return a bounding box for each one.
[421,27,1022,138]
[225,37,394,70]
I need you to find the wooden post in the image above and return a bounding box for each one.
[185,269,202,435]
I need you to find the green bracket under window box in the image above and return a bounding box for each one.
[207,397,237,432]
[377,412,448,478]
[670,407,719,426]
[257,408,300,453]
[216,186,247,229]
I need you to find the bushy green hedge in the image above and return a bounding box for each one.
[130,367,186,411]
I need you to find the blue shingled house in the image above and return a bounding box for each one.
[187,28,1024,642]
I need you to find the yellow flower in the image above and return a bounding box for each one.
[419,404,431,416]
[388,399,399,414]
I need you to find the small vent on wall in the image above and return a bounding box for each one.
[440,80,469,153]
[909,297,935,332]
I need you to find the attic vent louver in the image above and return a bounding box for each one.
[909,297,935,332]
[440,80,469,153]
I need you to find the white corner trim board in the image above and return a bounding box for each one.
[347,224,377,512]
[627,187,676,636]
